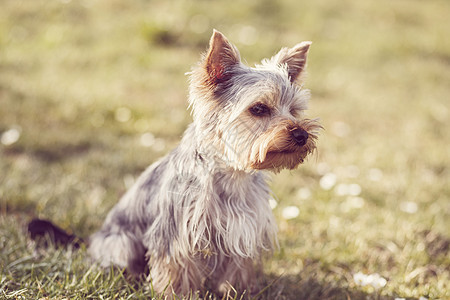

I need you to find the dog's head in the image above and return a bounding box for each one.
[189,30,321,172]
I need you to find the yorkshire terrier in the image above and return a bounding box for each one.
[30,30,321,297]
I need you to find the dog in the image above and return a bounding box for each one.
[30,29,321,297]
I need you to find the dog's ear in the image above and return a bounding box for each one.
[204,29,241,83]
[271,41,311,84]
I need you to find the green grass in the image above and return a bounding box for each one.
[1,0,449,299]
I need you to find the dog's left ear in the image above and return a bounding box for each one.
[271,41,312,84]
[204,29,241,83]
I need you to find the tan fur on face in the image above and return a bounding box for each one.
[250,118,322,172]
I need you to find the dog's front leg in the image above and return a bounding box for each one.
[149,255,205,296]
[212,257,258,296]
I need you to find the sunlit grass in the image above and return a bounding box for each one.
[1,0,449,299]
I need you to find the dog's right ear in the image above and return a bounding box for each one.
[204,29,241,83]
[270,41,312,84]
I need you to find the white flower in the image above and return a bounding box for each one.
[268,199,278,210]
[320,173,337,190]
[353,272,366,286]
[1,126,21,145]
[367,273,387,290]
[348,196,365,208]
[335,183,350,196]
[353,272,387,290]
[140,133,166,151]
[348,183,361,196]
[336,183,361,196]
[281,206,299,220]
[140,132,155,147]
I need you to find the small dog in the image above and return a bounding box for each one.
[35,29,321,296]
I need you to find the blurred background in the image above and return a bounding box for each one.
[1,0,449,299]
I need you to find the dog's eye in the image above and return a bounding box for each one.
[249,103,271,116]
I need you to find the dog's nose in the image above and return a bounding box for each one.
[291,128,309,146]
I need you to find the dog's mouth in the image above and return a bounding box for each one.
[267,149,297,155]
[251,149,306,171]
[249,119,322,172]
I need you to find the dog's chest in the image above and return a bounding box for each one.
[181,171,275,258]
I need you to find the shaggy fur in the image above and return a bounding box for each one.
[88,30,321,296]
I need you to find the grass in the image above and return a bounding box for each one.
[1,0,449,299]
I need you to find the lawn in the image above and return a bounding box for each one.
[1,0,449,299]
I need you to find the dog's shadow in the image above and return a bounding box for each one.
[80,262,385,300]
[254,272,390,300]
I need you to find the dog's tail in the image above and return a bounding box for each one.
[28,218,84,248]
